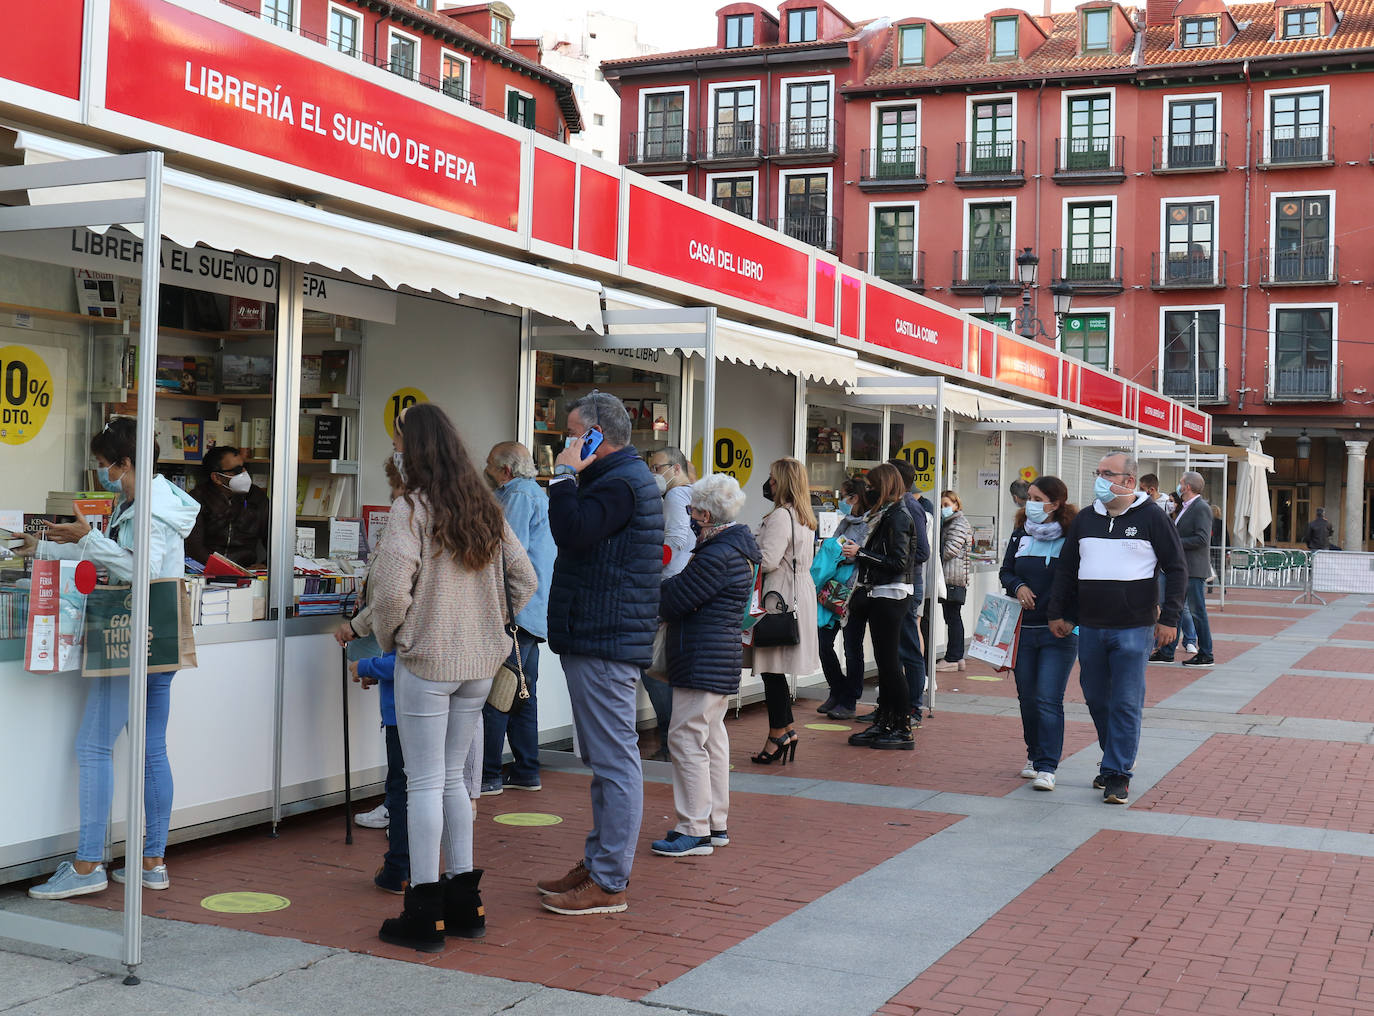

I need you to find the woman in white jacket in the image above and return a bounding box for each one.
[25,418,200,900]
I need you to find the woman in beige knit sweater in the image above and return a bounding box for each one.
[368,404,536,953]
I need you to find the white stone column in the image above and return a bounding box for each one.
[1344,440,1368,552]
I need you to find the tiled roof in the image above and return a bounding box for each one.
[1141,0,1374,63]
[601,22,875,70]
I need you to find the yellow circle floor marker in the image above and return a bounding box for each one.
[965,674,1004,682]
[494,812,563,827]
[200,892,290,914]
[806,722,853,731]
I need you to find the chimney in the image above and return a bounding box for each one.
[1043,0,1051,16]
[1145,0,1180,26]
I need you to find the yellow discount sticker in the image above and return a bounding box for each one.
[894,440,936,491]
[383,387,429,440]
[690,428,753,487]
[200,892,291,914]
[0,345,54,446]
[493,812,563,827]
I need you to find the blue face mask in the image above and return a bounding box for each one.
[1094,475,1117,504]
[1025,500,1048,523]
[940,505,954,520]
[97,465,123,494]
[1176,484,1185,498]
[836,500,851,517]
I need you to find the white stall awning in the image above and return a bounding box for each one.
[713,319,857,386]
[15,130,606,333]
[849,364,981,418]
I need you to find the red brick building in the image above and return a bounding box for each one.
[236,0,582,140]
[604,0,1374,548]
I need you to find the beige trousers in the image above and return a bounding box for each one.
[667,687,731,837]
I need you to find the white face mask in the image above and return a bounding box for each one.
[654,472,668,496]
[227,471,253,494]
[392,451,406,484]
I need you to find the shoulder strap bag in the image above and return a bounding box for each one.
[486,541,528,714]
[750,508,802,648]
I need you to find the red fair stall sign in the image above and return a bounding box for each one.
[859,283,964,370]
[1179,407,1210,444]
[994,334,1060,399]
[1078,367,1127,417]
[97,0,524,236]
[0,0,83,114]
[1136,388,1173,433]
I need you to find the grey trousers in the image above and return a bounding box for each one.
[668,687,730,837]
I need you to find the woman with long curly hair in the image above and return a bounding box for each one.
[368,403,537,952]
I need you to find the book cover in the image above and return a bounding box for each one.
[186,356,216,395]
[219,353,273,394]
[361,504,391,554]
[651,402,669,432]
[251,418,271,459]
[229,298,265,330]
[300,354,322,395]
[295,527,317,557]
[155,355,185,392]
[312,414,344,460]
[155,418,183,461]
[328,519,361,557]
[204,552,250,578]
[325,477,347,517]
[202,420,227,452]
[219,403,243,444]
[301,478,332,517]
[319,350,350,394]
[295,476,309,515]
[178,419,203,462]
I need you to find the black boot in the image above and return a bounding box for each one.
[848,711,887,746]
[871,718,915,751]
[441,869,486,939]
[379,881,445,953]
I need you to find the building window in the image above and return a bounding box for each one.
[725,14,755,48]
[1281,7,1320,38]
[968,202,1012,280]
[643,91,686,160]
[659,178,684,191]
[971,99,1014,173]
[593,113,605,127]
[1165,201,1215,283]
[788,8,818,43]
[875,105,919,178]
[1065,93,1112,169]
[1082,9,1110,52]
[327,7,360,57]
[1162,310,1220,399]
[415,0,433,8]
[872,206,916,284]
[975,312,1012,329]
[389,31,418,79]
[1269,91,1325,162]
[786,81,831,152]
[1167,98,1217,167]
[507,91,536,129]
[442,53,470,100]
[712,176,755,219]
[1060,314,1111,370]
[1066,202,1114,281]
[1273,307,1333,398]
[261,0,295,30]
[991,17,1018,60]
[713,87,757,157]
[1180,17,1218,46]
[783,173,830,248]
[492,15,509,46]
[1274,195,1330,282]
[898,25,925,65]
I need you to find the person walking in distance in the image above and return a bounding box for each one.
[1303,507,1333,551]
[1167,471,1216,668]
[1047,452,1186,805]
[934,491,972,672]
[538,392,664,915]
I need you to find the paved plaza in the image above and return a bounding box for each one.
[4,589,1374,1015]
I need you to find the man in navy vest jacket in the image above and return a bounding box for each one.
[537,392,664,916]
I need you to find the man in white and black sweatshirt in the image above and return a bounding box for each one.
[1047,451,1186,805]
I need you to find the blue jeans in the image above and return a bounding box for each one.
[1168,577,1212,656]
[818,618,865,709]
[1013,626,1078,773]
[641,671,673,738]
[1077,625,1152,778]
[1155,573,1195,659]
[563,654,643,893]
[482,628,542,783]
[381,724,409,881]
[898,587,926,713]
[77,672,175,862]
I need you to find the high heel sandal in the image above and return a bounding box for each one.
[751,732,799,766]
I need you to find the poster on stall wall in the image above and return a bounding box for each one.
[0,343,69,513]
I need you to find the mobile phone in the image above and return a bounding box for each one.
[579,429,604,460]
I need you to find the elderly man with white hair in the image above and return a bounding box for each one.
[1165,470,1216,668]
[650,473,761,857]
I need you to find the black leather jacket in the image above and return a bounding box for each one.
[185,481,271,566]
[854,502,915,588]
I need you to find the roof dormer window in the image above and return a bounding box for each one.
[788,8,818,43]
[991,16,1018,60]
[491,14,509,46]
[1082,8,1110,52]
[725,13,755,48]
[1281,7,1320,37]
[898,24,925,65]
[1180,16,1218,46]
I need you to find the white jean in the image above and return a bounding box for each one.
[393,660,492,885]
[667,687,731,837]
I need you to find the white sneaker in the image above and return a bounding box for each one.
[1032,772,1056,791]
[1184,642,1198,655]
[1020,761,1037,779]
[354,803,388,829]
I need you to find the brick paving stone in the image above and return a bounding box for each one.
[1294,646,1374,672]
[1331,623,1374,643]
[1241,674,1374,723]
[1207,615,1304,637]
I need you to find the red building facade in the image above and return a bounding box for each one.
[605,0,1374,548]
[233,0,582,140]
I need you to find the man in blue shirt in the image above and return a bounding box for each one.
[481,442,555,796]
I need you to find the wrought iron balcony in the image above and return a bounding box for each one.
[1052,135,1125,183]
[1151,250,1226,289]
[626,129,694,167]
[858,250,926,290]
[950,249,1016,292]
[768,118,838,162]
[1052,247,1124,292]
[1152,132,1228,172]
[1266,362,1342,403]
[763,214,838,252]
[858,147,928,190]
[1257,126,1334,168]
[1155,366,1228,405]
[697,124,762,164]
[1260,244,1338,286]
[954,140,1025,187]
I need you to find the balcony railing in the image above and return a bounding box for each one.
[1267,362,1342,402]
[1053,135,1125,181]
[1152,132,1228,172]
[858,250,926,289]
[859,147,928,189]
[1257,126,1334,168]
[1052,247,1124,290]
[950,248,1014,290]
[1156,366,1228,405]
[1151,250,1226,288]
[763,214,838,251]
[954,140,1026,186]
[626,129,693,166]
[1260,244,1338,286]
[768,118,838,161]
[698,124,762,163]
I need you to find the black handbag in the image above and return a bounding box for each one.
[752,510,802,648]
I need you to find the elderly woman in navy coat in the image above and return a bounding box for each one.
[651,473,761,858]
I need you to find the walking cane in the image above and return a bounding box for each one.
[342,644,353,846]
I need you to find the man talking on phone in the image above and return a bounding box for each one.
[538,391,664,916]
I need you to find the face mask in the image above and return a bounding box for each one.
[97,464,123,494]
[689,518,702,536]
[227,472,253,494]
[392,451,406,484]
[940,505,954,520]
[1025,500,1048,523]
[1176,484,1185,498]
[1094,475,1117,504]
[836,500,851,517]
[654,472,668,496]
[762,478,775,502]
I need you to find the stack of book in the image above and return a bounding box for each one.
[0,587,30,639]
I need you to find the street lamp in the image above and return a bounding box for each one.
[981,247,1073,343]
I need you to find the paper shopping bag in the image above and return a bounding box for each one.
[23,557,59,673]
[82,578,198,677]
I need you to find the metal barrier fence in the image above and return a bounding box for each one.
[1227,548,1312,590]
[1295,549,1374,604]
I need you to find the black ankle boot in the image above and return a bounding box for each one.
[441,869,486,939]
[379,881,445,953]
[870,720,915,751]
[847,713,887,746]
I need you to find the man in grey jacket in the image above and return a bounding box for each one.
[1169,471,1215,668]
